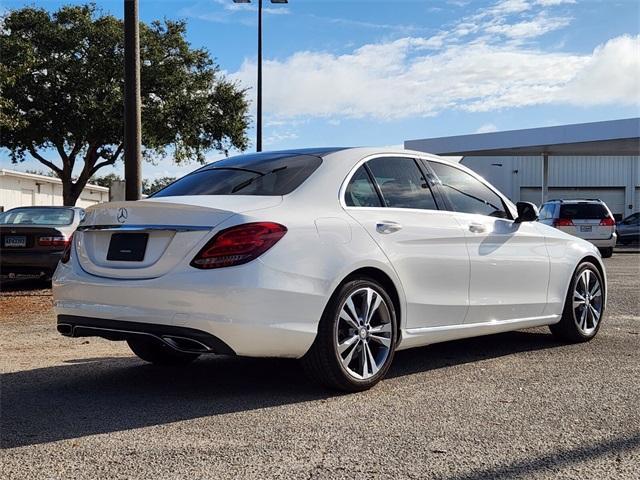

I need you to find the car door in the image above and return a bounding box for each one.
[427,160,551,324]
[343,156,470,329]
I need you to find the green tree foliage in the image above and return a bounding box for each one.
[142,176,176,196]
[0,4,249,205]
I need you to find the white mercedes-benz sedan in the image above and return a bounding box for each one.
[53,148,607,391]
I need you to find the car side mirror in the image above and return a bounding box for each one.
[515,201,539,223]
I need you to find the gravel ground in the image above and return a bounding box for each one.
[1,252,639,479]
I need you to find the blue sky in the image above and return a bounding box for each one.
[1,0,639,180]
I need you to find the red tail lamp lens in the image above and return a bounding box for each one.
[60,234,73,263]
[191,222,287,269]
[554,218,574,227]
[599,217,615,226]
[39,236,69,247]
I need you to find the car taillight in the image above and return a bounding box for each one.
[191,222,287,269]
[39,236,69,247]
[554,218,574,227]
[599,217,615,226]
[60,234,73,263]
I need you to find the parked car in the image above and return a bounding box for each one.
[0,206,84,280]
[538,199,617,258]
[53,148,607,391]
[616,212,640,245]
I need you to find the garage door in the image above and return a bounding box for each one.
[520,187,626,219]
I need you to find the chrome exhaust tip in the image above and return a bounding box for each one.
[161,335,212,353]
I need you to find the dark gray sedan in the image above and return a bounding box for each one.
[0,206,84,279]
[617,212,640,245]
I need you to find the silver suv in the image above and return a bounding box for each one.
[538,199,616,258]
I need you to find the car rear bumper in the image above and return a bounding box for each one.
[57,315,236,355]
[53,258,327,359]
[586,234,617,248]
[0,250,63,276]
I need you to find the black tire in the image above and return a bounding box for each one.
[301,276,398,392]
[599,247,613,258]
[127,337,200,366]
[549,261,605,343]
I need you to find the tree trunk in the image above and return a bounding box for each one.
[61,181,79,206]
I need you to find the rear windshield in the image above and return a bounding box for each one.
[560,203,608,219]
[153,154,322,197]
[0,208,74,225]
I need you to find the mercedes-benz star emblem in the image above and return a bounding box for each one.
[117,207,128,224]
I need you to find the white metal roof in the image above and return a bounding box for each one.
[405,118,640,156]
[0,168,109,192]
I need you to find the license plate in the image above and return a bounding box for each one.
[580,226,592,232]
[106,233,149,261]
[4,236,26,247]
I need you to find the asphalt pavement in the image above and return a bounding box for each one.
[1,251,639,479]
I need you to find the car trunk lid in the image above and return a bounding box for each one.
[75,196,281,279]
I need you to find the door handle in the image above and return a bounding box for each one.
[468,223,487,233]
[376,221,403,234]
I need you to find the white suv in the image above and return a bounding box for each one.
[538,199,617,257]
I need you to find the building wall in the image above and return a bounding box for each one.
[461,155,640,219]
[0,171,109,212]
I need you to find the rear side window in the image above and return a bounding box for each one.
[345,166,382,207]
[367,157,438,210]
[153,155,322,197]
[428,161,509,218]
[539,203,556,220]
[560,203,608,219]
[0,208,74,225]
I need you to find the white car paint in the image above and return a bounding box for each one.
[53,147,606,359]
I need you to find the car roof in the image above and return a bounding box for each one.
[543,199,605,204]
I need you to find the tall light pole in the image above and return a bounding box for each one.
[233,0,288,152]
[124,0,142,200]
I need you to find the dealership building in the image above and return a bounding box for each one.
[406,118,640,220]
[0,169,109,212]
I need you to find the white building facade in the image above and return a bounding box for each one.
[0,169,109,212]
[460,155,639,220]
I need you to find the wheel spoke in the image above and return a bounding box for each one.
[345,297,360,326]
[364,341,379,375]
[579,306,588,331]
[341,339,359,368]
[369,334,391,348]
[365,289,382,326]
[590,285,602,298]
[338,334,359,355]
[583,270,591,292]
[589,304,601,323]
[360,343,369,378]
[339,309,359,329]
[369,323,392,335]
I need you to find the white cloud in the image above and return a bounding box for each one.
[231,34,640,121]
[485,14,571,39]
[535,0,576,6]
[476,123,499,133]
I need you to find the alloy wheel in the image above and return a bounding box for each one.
[334,287,393,380]
[573,269,603,336]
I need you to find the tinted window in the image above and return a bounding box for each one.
[429,161,509,218]
[345,166,382,207]
[153,154,322,197]
[539,203,555,220]
[0,208,74,225]
[367,157,438,210]
[559,203,607,219]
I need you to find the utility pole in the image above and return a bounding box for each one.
[124,0,142,200]
[257,0,263,152]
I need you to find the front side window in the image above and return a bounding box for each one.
[428,161,509,218]
[0,208,74,225]
[345,166,382,207]
[366,157,438,210]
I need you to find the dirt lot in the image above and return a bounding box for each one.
[1,252,639,479]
